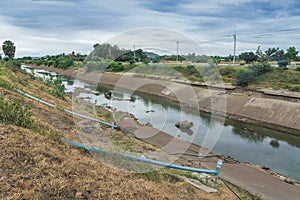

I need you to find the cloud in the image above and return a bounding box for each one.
[0,0,299,57]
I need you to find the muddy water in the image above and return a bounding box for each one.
[22,65,300,181]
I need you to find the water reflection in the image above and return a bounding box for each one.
[269,139,280,148]
[232,127,265,143]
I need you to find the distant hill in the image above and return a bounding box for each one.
[144,52,160,59]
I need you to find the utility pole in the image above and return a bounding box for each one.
[176,40,179,62]
[108,48,111,57]
[233,31,237,64]
[133,44,136,58]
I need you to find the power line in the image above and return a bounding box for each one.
[197,27,300,44]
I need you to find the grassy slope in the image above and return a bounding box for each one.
[252,68,300,89]
[218,66,300,89]
[0,62,252,199]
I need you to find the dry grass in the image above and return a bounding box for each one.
[0,125,235,200]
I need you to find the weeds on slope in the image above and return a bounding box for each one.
[0,96,62,140]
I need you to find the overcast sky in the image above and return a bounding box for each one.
[0,0,300,57]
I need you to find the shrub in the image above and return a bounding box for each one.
[219,67,236,77]
[239,61,246,65]
[296,67,300,72]
[4,59,21,72]
[107,62,124,72]
[0,96,62,140]
[249,62,273,76]
[45,76,65,100]
[236,70,256,87]
[0,97,32,128]
[278,60,289,68]
[283,84,300,91]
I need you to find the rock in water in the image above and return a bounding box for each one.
[104,91,112,99]
[175,120,193,129]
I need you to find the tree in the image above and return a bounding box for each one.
[212,56,221,66]
[265,47,278,61]
[285,46,298,64]
[273,48,286,61]
[265,47,277,58]
[256,46,268,63]
[238,52,258,64]
[249,62,273,76]
[2,40,16,58]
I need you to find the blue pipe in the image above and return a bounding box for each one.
[17,89,223,175]
[16,89,119,129]
[63,109,119,129]
[63,139,223,176]
[16,89,57,108]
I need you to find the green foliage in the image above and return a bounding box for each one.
[186,65,198,75]
[256,68,300,86]
[31,123,62,141]
[219,67,237,77]
[159,55,185,62]
[182,53,210,63]
[0,77,14,90]
[23,52,86,69]
[236,70,256,87]
[238,52,258,64]
[172,65,199,76]
[45,76,66,100]
[84,60,112,72]
[239,61,246,65]
[256,46,269,63]
[3,58,21,72]
[129,64,179,78]
[236,63,273,87]
[277,60,289,68]
[2,40,16,58]
[89,43,149,63]
[283,84,300,91]
[295,67,300,72]
[107,62,124,72]
[0,97,31,128]
[0,96,62,140]
[249,62,273,76]
[285,46,299,63]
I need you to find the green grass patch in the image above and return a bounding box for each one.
[44,76,66,100]
[253,68,300,88]
[0,97,32,128]
[0,77,14,90]
[0,96,62,141]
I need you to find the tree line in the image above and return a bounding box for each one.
[1,39,299,69]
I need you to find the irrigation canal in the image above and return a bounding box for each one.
[21,65,300,181]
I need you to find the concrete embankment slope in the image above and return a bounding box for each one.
[26,65,300,134]
[75,71,300,134]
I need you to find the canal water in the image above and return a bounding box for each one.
[21,65,300,181]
